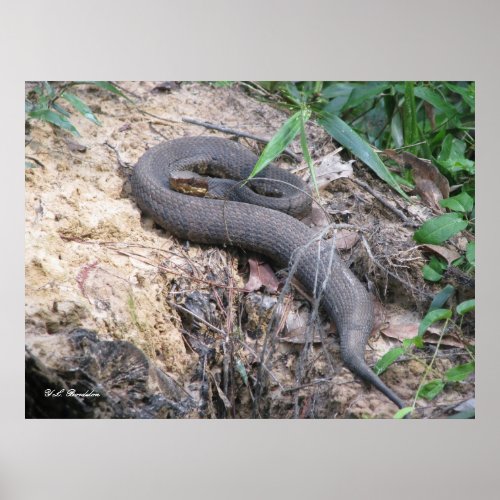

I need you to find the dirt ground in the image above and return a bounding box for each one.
[24,81,475,418]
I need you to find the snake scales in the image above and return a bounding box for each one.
[131,136,405,410]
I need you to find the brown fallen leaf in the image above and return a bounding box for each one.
[310,151,353,189]
[383,150,449,211]
[301,205,330,230]
[334,229,360,251]
[420,244,461,264]
[381,314,471,348]
[244,257,280,293]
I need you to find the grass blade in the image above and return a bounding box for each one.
[299,111,317,194]
[403,82,419,154]
[62,92,101,125]
[318,111,408,199]
[249,110,306,179]
[28,109,80,136]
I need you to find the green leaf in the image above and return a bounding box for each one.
[320,82,355,99]
[422,264,443,282]
[28,109,80,136]
[417,379,445,400]
[402,336,424,349]
[300,111,317,194]
[466,241,475,266]
[62,92,101,125]
[457,299,475,315]
[439,191,474,213]
[393,407,413,419]
[445,362,475,382]
[443,82,475,111]
[342,82,390,111]
[249,110,305,179]
[43,81,56,98]
[437,134,475,175]
[321,96,349,115]
[390,113,404,148]
[414,213,468,244]
[278,82,303,106]
[88,81,132,101]
[235,359,248,386]
[211,81,234,88]
[52,102,71,117]
[428,285,455,312]
[414,85,456,118]
[428,255,448,273]
[403,82,419,154]
[373,347,405,375]
[318,111,408,199]
[418,308,452,336]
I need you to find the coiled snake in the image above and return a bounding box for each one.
[131,136,405,410]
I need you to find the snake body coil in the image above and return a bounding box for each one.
[131,136,405,410]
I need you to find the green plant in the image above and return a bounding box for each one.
[25,81,128,137]
[245,81,474,197]
[372,296,475,419]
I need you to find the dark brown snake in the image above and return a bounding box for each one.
[131,136,405,410]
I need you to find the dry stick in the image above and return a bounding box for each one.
[103,141,131,169]
[25,155,46,168]
[360,235,433,300]
[167,301,227,337]
[149,123,169,141]
[352,178,419,228]
[137,109,300,161]
[181,116,301,162]
[284,379,332,393]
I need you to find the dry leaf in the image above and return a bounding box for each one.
[334,229,360,251]
[311,151,353,189]
[244,257,279,293]
[421,244,461,264]
[380,313,472,349]
[301,205,330,229]
[384,150,449,211]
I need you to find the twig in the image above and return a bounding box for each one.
[181,116,300,162]
[25,156,46,168]
[352,178,418,228]
[149,123,169,141]
[282,378,334,393]
[167,300,226,337]
[361,235,433,300]
[103,141,130,169]
[110,82,142,100]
